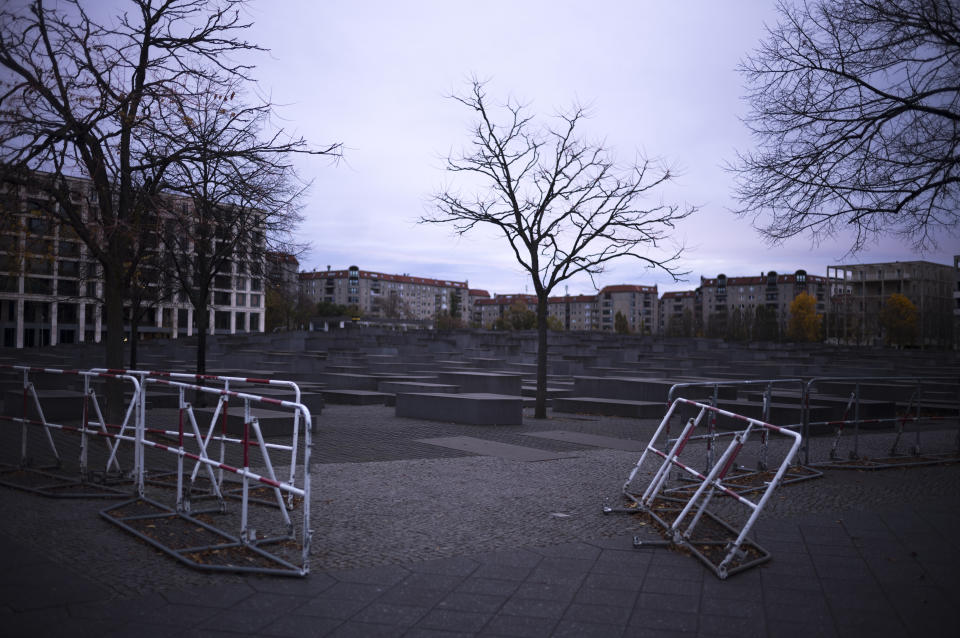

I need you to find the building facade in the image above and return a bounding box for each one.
[598,285,659,334]
[547,295,599,331]
[299,266,471,323]
[0,175,265,349]
[827,260,954,347]
[699,270,829,340]
[660,290,699,336]
[475,294,537,328]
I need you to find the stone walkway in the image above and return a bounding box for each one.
[1,405,959,637]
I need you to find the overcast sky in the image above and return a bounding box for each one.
[242,0,957,295]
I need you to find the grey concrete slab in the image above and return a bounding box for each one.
[417,436,569,461]
[396,392,523,425]
[522,430,647,452]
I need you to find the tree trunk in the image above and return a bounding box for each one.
[129,303,139,369]
[103,269,126,422]
[535,295,549,419]
[194,296,209,405]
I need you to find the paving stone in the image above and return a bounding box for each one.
[480,614,556,638]
[499,597,570,619]
[562,601,633,625]
[635,592,700,613]
[551,619,625,638]
[293,596,370,620]
[455,578,521,598]
[259,615,343,638]
[352,602,428,627]
[438,592,508,614]
[581,571,645,593]
[326,621,406,637]
[416,608,492,633]
[627,608,699,632]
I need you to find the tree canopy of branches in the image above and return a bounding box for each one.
[0,0,257,374]
[425,80,693,417]
[157,77,333,376]
[787,292,822,342]
[0,0,337,382]
[733,0,960,253]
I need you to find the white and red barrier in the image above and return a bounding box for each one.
[620,397,802,579]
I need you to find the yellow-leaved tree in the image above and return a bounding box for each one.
[879,293,918,347]
[786,292,821,342]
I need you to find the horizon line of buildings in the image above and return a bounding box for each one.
[295,260,959,347]
[2,171,957,349]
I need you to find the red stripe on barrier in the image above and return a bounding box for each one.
[245,378,272,384]
[718,442,743,479]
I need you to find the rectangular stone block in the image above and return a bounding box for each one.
[396,392,523,425]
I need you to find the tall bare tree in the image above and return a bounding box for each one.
[0,0,263,378]
[155,76,336,378]
[424,80,694,418]
[733,0,960,252]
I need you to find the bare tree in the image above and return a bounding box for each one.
[155,76,336,378]
[424,80,694,418]
[0,0,263,380]
[733,0,960,252]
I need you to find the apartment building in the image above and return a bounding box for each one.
[475,294,538,328]
[468,288,491,325]
[0,174,265,349]
[827,260,954,347]
[699,270,828,339]
[299,266,471,322]
[598,285,659,334]
[547,295,599,331]
[660,290,699,336]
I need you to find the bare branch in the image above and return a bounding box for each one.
[731,0,960,253]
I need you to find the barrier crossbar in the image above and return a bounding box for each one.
[91,368,307,507]
[800,375,960,468]
[617,397,803,579]
[0,365,142,497]
[100,376,313,576]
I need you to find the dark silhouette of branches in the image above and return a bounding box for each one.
[732,0,960,253]
[423,79,694,417]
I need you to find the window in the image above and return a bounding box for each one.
[214,291,231,305]
[235,293,245,306]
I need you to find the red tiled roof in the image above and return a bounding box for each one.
[469,289,491,298]
[600,284,658,294]
[547,295,597,303]
[661,290,696,299]
[477,294,538,306]
[299,268,467,288]
[701,273,827,286]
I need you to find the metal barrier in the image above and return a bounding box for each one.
[666,379,821,490]
[0,365,142,497]
[799,375,960,468]
[0,364,314,576]
[610,397,802,579]
[99,377,313,576]
[92,368,306,507]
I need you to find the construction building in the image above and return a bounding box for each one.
[827,260,954,347]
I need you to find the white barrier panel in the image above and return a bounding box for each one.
[619,397,802,579]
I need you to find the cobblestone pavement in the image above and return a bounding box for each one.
[1,404,959,636]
